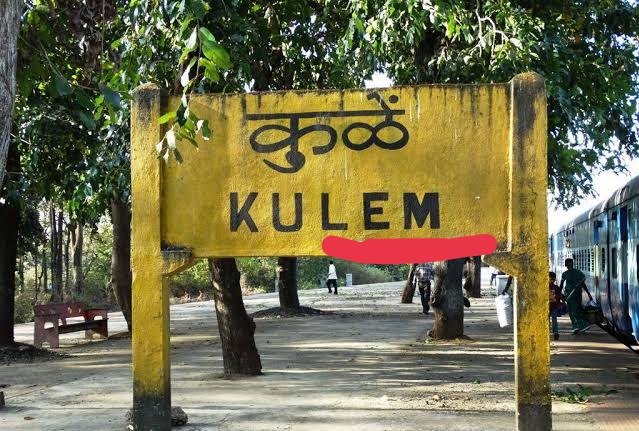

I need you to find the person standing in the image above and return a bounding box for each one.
[327,261,338,294]
[559,258,591,334]
[549,271,564,340]
[414,262,434,314]
[490,267,500,287]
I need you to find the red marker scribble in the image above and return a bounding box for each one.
[322,234,497,264]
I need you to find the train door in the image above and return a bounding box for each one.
[608,206,632,334]
[632,203,639,342]
[632,207,639,342]
[593,221,600,294]
[600,211,613,321]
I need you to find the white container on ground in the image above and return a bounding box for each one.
[495,294,513,327]
[345,273,353,286]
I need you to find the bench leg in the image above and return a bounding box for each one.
[34,320,60,348]
[34,324,44,349]
[42,327,60,348]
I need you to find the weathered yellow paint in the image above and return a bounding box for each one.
[484,73,550,430]
[162,249,196,276]
[130,73,550,430]
[131,84,174,430]
[162,85,512,257]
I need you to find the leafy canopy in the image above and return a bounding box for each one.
[342,0,639,208]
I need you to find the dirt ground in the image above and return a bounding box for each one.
[2,271,639,430]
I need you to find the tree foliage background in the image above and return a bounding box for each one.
[3,1,639,329]
[341,0,639,208]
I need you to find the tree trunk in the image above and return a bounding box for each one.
[42,248,47,299]
[73,223,84,296]
[401,263,417,303]
[277,257,299,310]
[429,258,466,339]
[462,256,482,298]
[49,206,64,302]
[64,220,71,297]
[0,197,18,346]
[48,206,55,299]
[110,198,132,332]
[208,258,262,375]
[0,0,21,188]
[34,249,39,297]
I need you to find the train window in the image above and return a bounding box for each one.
[612,248,618,279]
[637,245,639,283]
[601,248,606,273]
[620,206,628,242]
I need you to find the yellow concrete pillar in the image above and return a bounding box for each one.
[131,84,172,430]
[487,72,550,430]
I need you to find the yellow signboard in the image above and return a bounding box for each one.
[163,85,512,257]
[130,73,550,431]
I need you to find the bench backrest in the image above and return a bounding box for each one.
[34,302,88,323]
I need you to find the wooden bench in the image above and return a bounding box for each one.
[33,302,108,348]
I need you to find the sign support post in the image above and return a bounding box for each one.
[485,73,550,430]
[131,84,172,430]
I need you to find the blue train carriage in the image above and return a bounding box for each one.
[550,175,639,344]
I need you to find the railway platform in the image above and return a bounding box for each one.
[2,280,639,430]
[549,318,639,431]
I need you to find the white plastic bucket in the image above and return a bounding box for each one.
[495,294,513,327]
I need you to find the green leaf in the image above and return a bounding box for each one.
[75,89,94,111]
[204,67,220,82]
[174,148,184,163]
[199,58,221,82]
[201,39,232,69]
[187,0,210,20]
[98,84,121,109]
[201,119,212,140]
[186,26,198,50]
[53,74,73,96]
[198,26,216,44]
[179,27,198,63]
[76,109,96,130]
[159,111,177,124]
[177,127,199,148]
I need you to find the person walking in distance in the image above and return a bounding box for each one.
[414,262,434,314]
[327,261,338,294]
[560,258,591,334]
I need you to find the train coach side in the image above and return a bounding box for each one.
[604,177,639,342]
[550,175,639,344]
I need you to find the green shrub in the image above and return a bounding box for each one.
[296,258,401,289]
[237,257,277,292]
[168,260,212,298]
[14,291,34,324]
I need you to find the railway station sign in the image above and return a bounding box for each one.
[130,73,550,431]
[161,85,512,257]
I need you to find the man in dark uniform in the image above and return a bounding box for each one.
[560,258,591,334]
